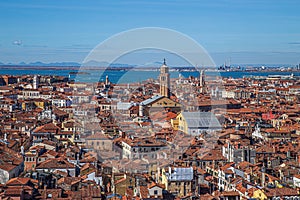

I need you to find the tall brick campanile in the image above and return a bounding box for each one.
[159,58,170,98]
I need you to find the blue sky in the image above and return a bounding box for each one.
[0,0,300,66]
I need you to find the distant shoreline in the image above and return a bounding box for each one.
[0,67,299,84]
[0,65,299,73]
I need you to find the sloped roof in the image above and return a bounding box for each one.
[57,177,81,185]
[36,158,75,169]
[33,123,60,133]
[181,112,221,129]
[117,102,133,110]
[141,95,163,106]
[85,132,111,140]
[265,187,299,197]
[6,177,38,186]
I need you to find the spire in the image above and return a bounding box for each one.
[159,58,170,98]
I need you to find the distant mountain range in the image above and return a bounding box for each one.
[0,60,164,68]
[0,61,82,67]
[0,61,140,67]
[0,61,295,68]
[81,60,137,68]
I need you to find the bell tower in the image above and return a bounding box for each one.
[33,75,39,89]
[199,70,206,94]
[159,59,170,97]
